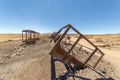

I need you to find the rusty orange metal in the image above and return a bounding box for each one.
[49,24,104,69]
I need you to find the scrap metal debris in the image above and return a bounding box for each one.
[49,24,113,80]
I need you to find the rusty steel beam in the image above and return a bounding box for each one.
[83,48,97,66]
[93,54,104,68]
[22,30,38,33]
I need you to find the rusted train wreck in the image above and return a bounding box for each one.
[22,30,40,44]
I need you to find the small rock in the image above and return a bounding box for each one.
[101,70,106,74]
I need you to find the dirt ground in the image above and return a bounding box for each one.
[0,34,120,80]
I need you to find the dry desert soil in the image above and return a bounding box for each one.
[0,34,120,80]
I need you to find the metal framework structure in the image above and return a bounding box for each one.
[22,30,39,44]
[49,24,106,79]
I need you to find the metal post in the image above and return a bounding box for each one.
[34,33,35,40]
[55,26,70,46]
[51,56,56,80]
[30,32,31,39]
[26,32,27,42]
[22,31,23,42]
[83,48,97,66]
[93,54,104,68]
[68,35,82,53]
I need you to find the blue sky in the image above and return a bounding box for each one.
[0,0,120,34]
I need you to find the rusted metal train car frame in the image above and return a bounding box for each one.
[49,24,105,69]
[22,30,39,44]
[50,24,106,79]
